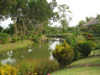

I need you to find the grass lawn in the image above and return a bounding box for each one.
[0,40,34,53]
[51,67,100,75]
[89,49,100,56]
[70,56,100,66]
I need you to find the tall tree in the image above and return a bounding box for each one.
[58,4,72,32]
[0,0,17,20]
[10,0,26,37]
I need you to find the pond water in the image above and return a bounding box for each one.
[0,37,62,65]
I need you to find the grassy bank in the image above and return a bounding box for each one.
[0,40,34,53]
[70,56,100,66]
[51,56,100,75]
[51,67,100,75]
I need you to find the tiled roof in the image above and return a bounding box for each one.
[81,18,96,26]
[82,15,100,27]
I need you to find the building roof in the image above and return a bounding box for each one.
[82,15,100,27]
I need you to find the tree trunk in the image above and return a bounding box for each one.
[13,17,17,37]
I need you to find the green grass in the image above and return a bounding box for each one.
[70,56,100,66]
[0,40,34,53]
[51,67,100,75]
[89,49,100,56]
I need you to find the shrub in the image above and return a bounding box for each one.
[77,41,95,57]
[0,63,17,75]
[63,34,79,61]
[0,32,9,43]
[82,32,88,36]
[13,58,58,75]
[86,34,94,41]
[12,37,17,43]
[17,38,20,41]
[52,41,74,68]
[32,35,38,43]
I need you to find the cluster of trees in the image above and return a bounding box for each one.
[0,0,59,39]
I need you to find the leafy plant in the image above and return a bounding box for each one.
[77,41,95,57]
[52,41,74,68]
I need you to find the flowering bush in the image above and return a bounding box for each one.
[52,41,74,68]
[13,58,58,75]
[0,63,17,75]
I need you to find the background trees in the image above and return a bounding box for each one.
[0,0,59,38]
[58,4,72,32]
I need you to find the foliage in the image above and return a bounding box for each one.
[86,34,94,41]
[68,27,75,32]
[94,43,100,50]
[70,27,80,36]
[13,58,58,75]
[82,32,88,36]
[62,33,79,61]
[32,35,39,43]
[76,20,86,27]
[86,16,92,22]
[58,4,72,32]
[0,32,9,43]
[17,38,20,41]
[12,37,18,43]
[77,41,95,57]
[0,0,17,20]
[3,24,14,34]
[52,41,74,68]
[0,25,3,32]
[91,24,100,35]
[0,64,17,75]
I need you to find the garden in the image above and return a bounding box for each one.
[0,0,100,75]
[0,25,100,75]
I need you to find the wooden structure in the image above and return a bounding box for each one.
[82,15,100,27]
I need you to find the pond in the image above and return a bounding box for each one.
[0,37,62,65]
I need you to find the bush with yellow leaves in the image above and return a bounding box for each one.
[52,41,74,68]
[0,63,17,75]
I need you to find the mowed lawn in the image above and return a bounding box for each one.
[51,56,100,75]
[0,40,34,52]
[70,56,100,66]
[51,67,100,75]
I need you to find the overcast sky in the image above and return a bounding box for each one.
[1,0,100,28]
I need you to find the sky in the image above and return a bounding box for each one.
[1,0,100,29]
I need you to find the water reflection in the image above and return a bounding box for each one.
[0,37,61,65]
